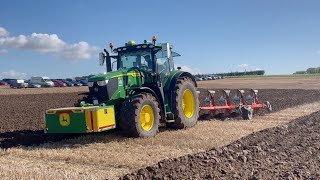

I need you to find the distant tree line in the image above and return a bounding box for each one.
[214,70,265,77]
[294,67,320,74]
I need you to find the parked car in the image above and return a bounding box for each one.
[27,81,41,88]
[9,79,28,88]
[66,79,82,86]
[0,80,8,86]
[195,77,203,81]
[57,79,74,87]
[77,79,88,86]
[2,78,15,84]
[30,77,54,87]
[212,76,218,80]
[51,80,67,87]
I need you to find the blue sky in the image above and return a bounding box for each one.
[0,0,320,79]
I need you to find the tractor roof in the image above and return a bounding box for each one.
[113,43,162,53]
[110,39,180,56]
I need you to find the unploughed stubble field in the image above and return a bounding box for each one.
[1,76,320,179]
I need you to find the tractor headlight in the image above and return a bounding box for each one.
[97,80,109,86]
[88,82,94,87]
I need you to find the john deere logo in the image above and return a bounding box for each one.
[59,113,70,126]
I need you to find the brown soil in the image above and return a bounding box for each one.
[198,76,320,90]
[121,110,320,179]
[0,86,88,95]
[198,88,320,116]
[1,89,320,149]
[0,92,86,148]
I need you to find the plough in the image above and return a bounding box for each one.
[198,89,272,120]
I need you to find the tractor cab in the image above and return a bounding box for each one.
[98,37,180,87]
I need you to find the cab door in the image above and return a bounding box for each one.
[155,43,173,85]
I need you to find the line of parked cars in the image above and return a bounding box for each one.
[0,77,88,88]
[194,75,224,81]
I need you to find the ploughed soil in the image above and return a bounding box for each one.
[197,76,320,90]
[0,86,88,95]
[1,89,320,149]
[0,92,86,148]
[121,110,320,179]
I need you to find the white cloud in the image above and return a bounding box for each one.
[175,64,201,74]
[0,27,98,60]
[0,27,9,37]
[238,63,249,68]
[0,49,8,54]
[0,70,27,79]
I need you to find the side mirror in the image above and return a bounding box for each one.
[171,51,181,57]
[99,52,105,66]
[177,67,181,70]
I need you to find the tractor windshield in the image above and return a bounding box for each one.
[118,49,152,71]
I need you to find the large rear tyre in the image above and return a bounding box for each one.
[169,77,199,129]
[119,93,160,137]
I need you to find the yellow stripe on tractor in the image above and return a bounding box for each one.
[112,72,140,78]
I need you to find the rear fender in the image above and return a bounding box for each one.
[163,71,197,112]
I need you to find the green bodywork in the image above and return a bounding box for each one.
[89,69,142,102]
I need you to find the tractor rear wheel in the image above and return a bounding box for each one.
[169,77,199,129]
[119,92,160,137]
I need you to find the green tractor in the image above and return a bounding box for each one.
[45,37,199,137]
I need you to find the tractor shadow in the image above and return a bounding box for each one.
[0,127,170,149]
[198,111,245,121]
[0,130,84,149]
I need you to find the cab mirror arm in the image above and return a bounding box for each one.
[104,49,112,72]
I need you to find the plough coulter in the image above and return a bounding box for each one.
[198,89,272,120]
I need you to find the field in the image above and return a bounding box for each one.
[1,77,320,179]
[198,76,320,89]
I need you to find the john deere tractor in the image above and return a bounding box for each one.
[45,37,199,137]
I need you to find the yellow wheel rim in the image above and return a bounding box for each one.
[140,105,155,131]
[182,89,195,118]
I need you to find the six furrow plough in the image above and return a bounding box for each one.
[198,89,272,120]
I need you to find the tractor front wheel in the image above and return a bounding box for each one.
[119,93,160,137]
[169,77,199,129]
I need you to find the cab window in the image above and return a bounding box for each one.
[155,51,170,74]
[119,49,152,71]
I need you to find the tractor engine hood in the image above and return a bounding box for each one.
[88,69,140,82]
[87,69,141,104]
